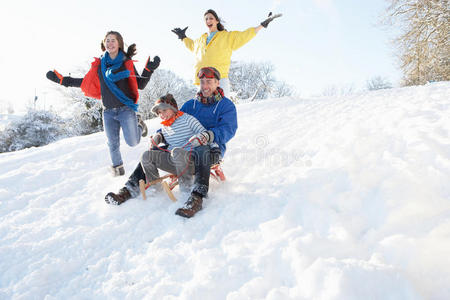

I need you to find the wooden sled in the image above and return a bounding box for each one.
[139,163,226,202]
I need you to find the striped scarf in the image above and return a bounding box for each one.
[196,86,224,104]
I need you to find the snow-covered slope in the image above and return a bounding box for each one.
[1,83,449,299]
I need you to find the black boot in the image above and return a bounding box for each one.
[105,187,131,205]
[175,193,203,218]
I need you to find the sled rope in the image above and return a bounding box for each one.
[150,136,194,180]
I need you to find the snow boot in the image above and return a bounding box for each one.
[111,164,125,177]
[137,114,148,137]
[175,193,203,218]
[105,187,131,205]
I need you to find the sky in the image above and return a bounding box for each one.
[0,0,401,111]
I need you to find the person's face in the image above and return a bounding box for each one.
[157,108,176,121]
[200,77,220,97]
[105,34,119,56]
[204,13,219,32]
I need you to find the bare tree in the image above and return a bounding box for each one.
[321,83,356,97]
[139,69,197,120]
[271,81,295,98]
[383,0,449,85]
[229,60,293,101]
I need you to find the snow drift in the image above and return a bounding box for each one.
[1,82,449,299]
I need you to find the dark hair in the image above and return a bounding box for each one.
[101,31,137,58]
[204,9,225,31]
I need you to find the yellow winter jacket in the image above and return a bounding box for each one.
[183,27,257,85]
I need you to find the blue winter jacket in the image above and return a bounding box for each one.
[180,97,238,156]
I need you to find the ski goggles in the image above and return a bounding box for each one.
[197,67,221,80]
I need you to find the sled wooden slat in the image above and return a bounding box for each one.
[162,181,177,202]
[139,179,147,200]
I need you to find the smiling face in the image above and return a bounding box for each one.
[157,108,176,121]
[104,33,120,57]
[204,13,219,32]
[200,77,220,97]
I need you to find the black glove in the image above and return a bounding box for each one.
[171,27,188,40]
[46,70,70,87]
[260,12,282,28]
[145,56,160,72]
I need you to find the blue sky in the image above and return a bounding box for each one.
[0,0,400,110]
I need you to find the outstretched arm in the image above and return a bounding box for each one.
[46,70,83,87]
[254,25,264,34]
[136,56,161,89]
[255,12,282,33]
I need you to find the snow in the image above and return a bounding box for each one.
[1,82,450,299]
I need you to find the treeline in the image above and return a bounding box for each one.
[384,0,449,85]
[0,62,293,153]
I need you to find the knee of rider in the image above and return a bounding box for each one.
[141,150,155,164]
[171,147,188,160]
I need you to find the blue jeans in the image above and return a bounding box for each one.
[103,106,142,167]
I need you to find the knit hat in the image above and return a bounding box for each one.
[151,93,178,115]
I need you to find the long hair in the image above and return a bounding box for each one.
[101,31,137,58]
[204,9,225,31]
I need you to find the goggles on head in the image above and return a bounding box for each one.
[197,67,220,80]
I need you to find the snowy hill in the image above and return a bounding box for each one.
[1,83,449,299]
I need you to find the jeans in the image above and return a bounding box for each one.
[103,106,142,167]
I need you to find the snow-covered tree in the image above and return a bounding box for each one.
[271,81,295,98]
[64,87,103,136]
[321,83,356,97]
[228,61,294,101]
[229,61,276,101]
[139,69,197,120]
[0,108,66,153]
[366,76,393,90]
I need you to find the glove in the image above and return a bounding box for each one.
[189,130,214,148]
[46,70,68,86]
[171,27,188,40]
[145,56,160,72]
[150,132,163,146]
[260,12,282,28]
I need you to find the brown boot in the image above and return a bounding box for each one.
[175,193,203,218]
[105,187,131,205]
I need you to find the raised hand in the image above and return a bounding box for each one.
[260,12,282,28]
[171,26,188,40]
[145,56,161,72]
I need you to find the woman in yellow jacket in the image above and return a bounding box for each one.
[172,9,281,97]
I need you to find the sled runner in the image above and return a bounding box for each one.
[138,163,226,202]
